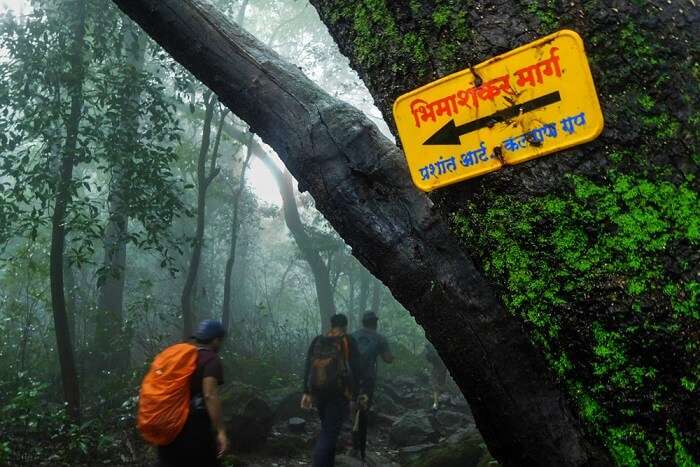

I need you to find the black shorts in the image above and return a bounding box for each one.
[157,410,219,467]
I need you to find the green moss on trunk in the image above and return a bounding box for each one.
[311,0,699,463]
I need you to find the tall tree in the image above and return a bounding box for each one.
[221,135,253,332]
[260,155,337,331]
[93,21,144,372]
[49,0,87,421]
[180,93,224,338]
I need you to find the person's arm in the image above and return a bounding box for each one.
[202,376,228,457]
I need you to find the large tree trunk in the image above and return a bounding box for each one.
[49,0,86,422]
[180,94,222,339]
[94,22,144,372]
[309,1,699,464]
[108,1,667,464]
[221,138,253,333]
[260,156,337,332]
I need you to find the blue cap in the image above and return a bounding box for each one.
[193,319,226,341]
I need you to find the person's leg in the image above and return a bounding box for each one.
[189,412,220,467]
[312,396,347,467]
[169,410,219,467]
[312,396,329,467]
[157,416,191,467]
[359,387,373,460]
[356,409,368,459]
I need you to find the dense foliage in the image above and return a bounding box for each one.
[0,0,430,464]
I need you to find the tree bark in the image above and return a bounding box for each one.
[180,93,222,339]
[259,155,337,332]
[94,22,144,372]
[109,1,612,464]
[63,256,77,347]
[310,1,699,463]
[221,137,253,333]
[49,0,86,422]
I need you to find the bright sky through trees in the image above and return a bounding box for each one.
[0,0,391,207]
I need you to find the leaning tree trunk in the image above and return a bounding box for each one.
[110,1,610,464]
[309,1,699,464]
[49,0,86,422]
[180,94,222,339]
[94,22,144,372]
[221,138,253,333]
[260,155,337,332]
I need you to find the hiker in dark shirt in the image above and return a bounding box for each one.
[158,320,228,467]
[351,312,394,460]
[301,313,365,467]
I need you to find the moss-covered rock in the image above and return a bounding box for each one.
[407,431,488,467]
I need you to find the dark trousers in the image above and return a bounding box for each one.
[157,410,219,467]
[312,394,349,467]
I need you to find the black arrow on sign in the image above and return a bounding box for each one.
[423,90,562,145]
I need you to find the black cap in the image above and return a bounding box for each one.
[362,312,378,323]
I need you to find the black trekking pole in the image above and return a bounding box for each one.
[353,394,369,463]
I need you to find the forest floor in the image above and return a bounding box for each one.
[216,376,498,467]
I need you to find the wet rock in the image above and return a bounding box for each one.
[372,412,399,427]
[287,417,306,433]
[405,431,487,467]
[389,411,440,447]
[373,391,403,416]
[270,390,308,421]
[434,410,473,433]
[445,428,473,445]
[398,443,439,464]
[336,452,400,467]
[221,384,274,452]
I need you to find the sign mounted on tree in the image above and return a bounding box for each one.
[392,30,604,192]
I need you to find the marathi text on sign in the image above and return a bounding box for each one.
[392,29,604,191]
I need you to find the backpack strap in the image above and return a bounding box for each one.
[341,335,350,363]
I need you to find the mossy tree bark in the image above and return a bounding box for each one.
[309,0,699,464]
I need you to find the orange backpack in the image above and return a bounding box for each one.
[137,343,199,445]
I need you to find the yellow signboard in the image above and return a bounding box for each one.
[392,30,604,191]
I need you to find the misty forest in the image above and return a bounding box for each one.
[0,0,697,466]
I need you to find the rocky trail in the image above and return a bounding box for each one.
[221,376,499,467]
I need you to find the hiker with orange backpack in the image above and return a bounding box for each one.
[138,319,228,467]
[301,313,366,467]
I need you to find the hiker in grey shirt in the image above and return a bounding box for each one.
[351,312,394,460]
